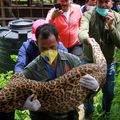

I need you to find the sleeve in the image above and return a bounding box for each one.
[23,67,34,79]
[14,42,28,73]
[58,42,68,52]
[78,11,91,44]
[71,55,81,68]
[23,58,42,80]
[109,12,120,48]
[46,8,55,24]
[66,53,81,68]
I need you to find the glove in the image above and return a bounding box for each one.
[80,74,99,91]
[23,94,41,111]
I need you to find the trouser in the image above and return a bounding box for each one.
[81,61,116,115]
[30,110,79,120]
[68,42,83,57]
[0,111,15,120]
[102,63,116,113]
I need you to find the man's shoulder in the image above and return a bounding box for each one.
[83,9,95,18]
[59,51,80,62]
[59,51,81,68]
[25,56,40,69]
[22,39,34,48]
[71,3,80,8]
[22,39,32,44]
[71,4,81,12]
[22,39,38,53]
[81,9,97,24]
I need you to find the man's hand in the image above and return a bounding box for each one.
[23,94,41,111]
[105,11,114,30]
[87,38,96,46]
[80,74,99,91]
[52,9,63,19]
[87,37,99,47]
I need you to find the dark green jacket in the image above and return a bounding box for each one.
[23,50,81,120]
[79,9,120,63]
[23,51,80,81]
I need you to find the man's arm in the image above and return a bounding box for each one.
[108,11,120,48]
[46,8,63,24]
[46,8,55,23]
[78,11,91,44]
[14,42,28,72]
[66,52,99,92]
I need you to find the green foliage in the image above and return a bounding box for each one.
[10,55,17,62]
[44,0,55,3]
[109,49,120,120]
[0,71,13,88]
[92,91,103,120]
[0,71,31,120]
[15,110,31,120]
[93,49,120,120]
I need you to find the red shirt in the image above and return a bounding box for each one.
[46,4,82,48]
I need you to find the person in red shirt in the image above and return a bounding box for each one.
[46,0,83,57]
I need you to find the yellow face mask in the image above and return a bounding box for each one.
[41,50,58,65]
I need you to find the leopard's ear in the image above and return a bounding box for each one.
[10,72,26,81]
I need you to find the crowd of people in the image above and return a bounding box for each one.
[0,0,120,119]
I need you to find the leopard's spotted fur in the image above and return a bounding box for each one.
[0,41,107,113]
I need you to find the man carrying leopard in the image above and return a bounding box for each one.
[0,23,107,120]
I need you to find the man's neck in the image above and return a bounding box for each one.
[50,57,58,68]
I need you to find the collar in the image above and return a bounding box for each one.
[69,4,74,13]
[58,50,69,60]
[62,4,74,15]
[37,50,68,70]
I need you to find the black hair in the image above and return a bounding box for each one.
[35,23,59,42]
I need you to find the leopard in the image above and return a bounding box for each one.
[0,40,107,113]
